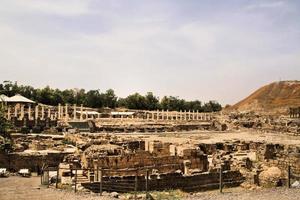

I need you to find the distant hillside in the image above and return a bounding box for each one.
[231,81,300,113]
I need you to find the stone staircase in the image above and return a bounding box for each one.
[75,174,90,184]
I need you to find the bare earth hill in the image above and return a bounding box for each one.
[231,81,300,113]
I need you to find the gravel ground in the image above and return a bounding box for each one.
[184,187,300,200]
[0,176,113,200]
[1,176,300,200]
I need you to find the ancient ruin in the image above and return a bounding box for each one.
[2,0,300,199]
[1,83,300,200]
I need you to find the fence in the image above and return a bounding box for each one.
[40,165,244,199]
[287,165,300,188]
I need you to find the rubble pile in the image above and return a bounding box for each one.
[220,112,300,134]
[93,118,221,133]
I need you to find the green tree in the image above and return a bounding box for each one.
[116,97,127,108]
[74,88,86,105]
[85,90,103,108]
[125,93,147,109]
[0,80,223,111]
[145,92,159,110]
[103,89,117,108]
[161,96,186,111]
[202,101,222,112]
[62,89,75,105]
[0,105,11,138]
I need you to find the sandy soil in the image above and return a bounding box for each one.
[185,187,300,200]
[0,176,113,200]
[112,130,300,145]
[1,176,300,200]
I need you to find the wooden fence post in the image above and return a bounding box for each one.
[47,170,50,188]
[146,170,149,199]
[96,166,99,182]
[135,169,138,200]
[75,169,77,193]
[56,168,59,188]
[99,168,103,196]
[288,165,291,188]
[40,170,43,185]
[219,165,223,193]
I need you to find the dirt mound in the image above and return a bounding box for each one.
[231,81,300,113]
[259,166,283,187]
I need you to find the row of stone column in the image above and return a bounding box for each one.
[57,104,101,121]
[6,104,212,122]
[145,110,212,121]
[5,103,101,121]
[6,104,57,121]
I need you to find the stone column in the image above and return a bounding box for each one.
[20,105,24,120]
[14,105,18,118]
[28,105,32,120]
[156,110,159,120]
[73,104,77,120]
[35,105,39,120]
[48,108,51,118]
[86,110,88,120]
[196,110,199,120]
[65,104,68,120]
[184,110,187,121]
[183,160,191,176]
[80,104,83,121]
[193,110,195,120]
[146,112,149,120]
[41,106,45,120]
[58,103,61,119]
[7,106,11,120]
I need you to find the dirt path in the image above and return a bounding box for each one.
[0,176,113,200]
[185,187,300,200]
[1,176,299,200]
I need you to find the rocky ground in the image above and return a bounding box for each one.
[1,176,300,200]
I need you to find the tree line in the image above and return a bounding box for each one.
[0,81,222,112]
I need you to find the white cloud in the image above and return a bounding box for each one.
[245,1,286,10]
[0,0,93,16]
[0,0,299,104]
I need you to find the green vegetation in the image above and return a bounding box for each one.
[0,104,10,137]
[0,81,222,112]
[0,103,12,152]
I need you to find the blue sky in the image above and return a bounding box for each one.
[0,0,299,105]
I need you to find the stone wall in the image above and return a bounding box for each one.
[90,150,208,176]
[255,143,300,175]
[0,152,68,172]
[82,170,244,192]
